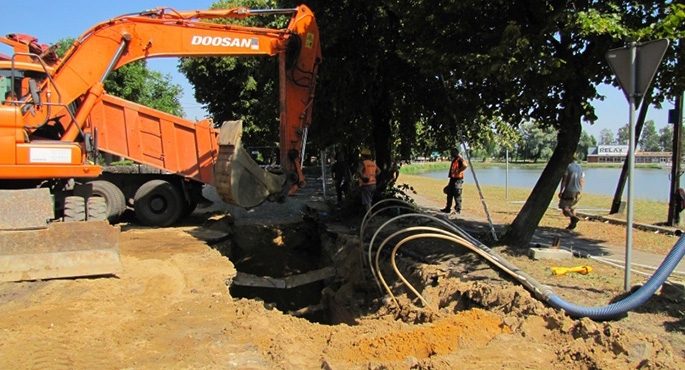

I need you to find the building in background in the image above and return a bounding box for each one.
[586,145,671,166]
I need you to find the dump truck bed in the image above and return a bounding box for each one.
[88,95,283,208]
[88,94,220,185]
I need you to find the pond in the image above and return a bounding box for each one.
[420,166,679,203]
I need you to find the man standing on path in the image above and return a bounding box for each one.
[358,148,381,213]
[559,154,585,230]
[441,148,468,214]
[331,154,349,205]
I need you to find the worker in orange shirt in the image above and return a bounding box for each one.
[440,148,468,214]
[357,148,381,213]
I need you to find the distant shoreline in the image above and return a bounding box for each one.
[400,161,664,175]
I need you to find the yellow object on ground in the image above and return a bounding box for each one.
[550,265,593,276]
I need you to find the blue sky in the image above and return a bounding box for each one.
[3,0,214,121]
[3,1,674,138]
[590,84,672,141]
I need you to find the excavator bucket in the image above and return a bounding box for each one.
[0,188,121,282]
[213,120,287,208]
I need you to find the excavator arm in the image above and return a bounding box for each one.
[23,4,321,207]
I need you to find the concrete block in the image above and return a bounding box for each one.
[528,247,573,260]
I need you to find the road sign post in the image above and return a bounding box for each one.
[605,39,669,292]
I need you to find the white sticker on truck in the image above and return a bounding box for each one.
[30,147,72,163]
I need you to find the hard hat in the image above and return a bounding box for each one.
[361,148,371,156]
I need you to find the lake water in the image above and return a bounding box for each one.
[420,166,679,203]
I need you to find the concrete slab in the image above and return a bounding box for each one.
[528,247,573,260]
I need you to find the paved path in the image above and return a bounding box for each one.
[407,192,685,278]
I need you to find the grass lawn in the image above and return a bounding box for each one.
[397,173,680,256]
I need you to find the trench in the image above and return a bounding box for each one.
[211,217,335,324]
[206,210,498,327]
[202,192,522,330]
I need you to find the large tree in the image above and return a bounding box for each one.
[391,1,684,247]
[176,1,684,246]
[392,1,617,247]
[294,0,449,182]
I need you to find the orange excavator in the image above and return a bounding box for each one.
[0,4,321,281]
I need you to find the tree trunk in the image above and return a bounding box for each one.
[609,94,652,214]
[371,103,393,186]
[500,122,582,248]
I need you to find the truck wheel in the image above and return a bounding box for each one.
[133,179,183,227]
[89,180,126,223]
[63,196,86,222]
[87,197,108,221]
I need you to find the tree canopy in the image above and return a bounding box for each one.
[179,1,685,247]
[599,128,616,145]
[638,120,661,151]
[178,0,290,149]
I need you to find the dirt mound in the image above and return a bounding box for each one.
[329,309,510,363]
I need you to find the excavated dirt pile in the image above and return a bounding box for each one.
[0,180,683,369]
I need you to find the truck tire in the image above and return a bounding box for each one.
[89,180,126,223]
[133,179,183,227]
[63,196,86,222]
[87,197,108,221]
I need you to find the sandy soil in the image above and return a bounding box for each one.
[1,183,684,369]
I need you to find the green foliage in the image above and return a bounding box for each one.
[515,123,557,162]
[379,183,417,206]
[178,0,285,146]
[575,6,630,40]
[468,116,521,160]
[617,124,629,145]
[175,1,682,247]
[576,131,597,160]
[576,2,685,106]
[658,125,673,151]
[638,120,661,151]
[599,128,616,145]
[105,63,184,116]
[53,37,74,57]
